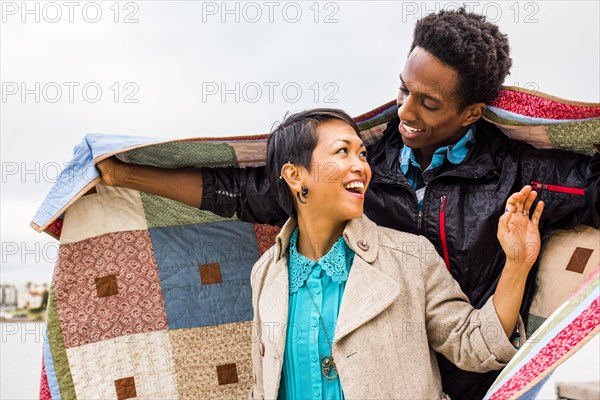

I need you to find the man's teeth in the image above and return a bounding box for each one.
[344,182,364,193]
[404,124,423,133]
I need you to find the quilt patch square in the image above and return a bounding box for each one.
[253,223,280,256]
[95,274,119,298]
[229,140,267,167]
[54,230,168,348]
[139,192,237,228]
[65,331,178,399]
[114,376,136,400]
[216,363,239,385]
[60,185,148,244]
[170,322,252,398]
[200,263,223,285]
[149,220,259,330]
[566,247,594,274]
[529,226,599,319]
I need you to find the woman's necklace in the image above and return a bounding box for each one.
[305,285,339,382]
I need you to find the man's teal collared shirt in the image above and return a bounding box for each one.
[400,125,476,208]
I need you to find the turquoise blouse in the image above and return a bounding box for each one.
[278,227,355,400]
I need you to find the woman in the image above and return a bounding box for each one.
[250,108,544,399]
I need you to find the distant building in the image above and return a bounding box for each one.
[0,285,18,306]
[15,283,48,309]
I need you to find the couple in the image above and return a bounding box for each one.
[246,108,542,399]
[98,8,599,399]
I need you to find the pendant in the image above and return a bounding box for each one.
[321,355,338,382]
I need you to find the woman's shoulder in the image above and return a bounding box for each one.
[358,214,436,262]
[375,224,419,245]
[251,242,280,283]
[357,214,422,248]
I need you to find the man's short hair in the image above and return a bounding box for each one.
[410,7,512,109]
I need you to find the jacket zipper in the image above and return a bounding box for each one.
[439,196,451,272]
[417,211,423,229]
[531,181,585,195]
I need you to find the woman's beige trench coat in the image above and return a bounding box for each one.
[249,214,519,399]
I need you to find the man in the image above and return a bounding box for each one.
[98,9,599,399]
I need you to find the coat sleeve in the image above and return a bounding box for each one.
[518,148,600,229]
[201,166,288,226]
[418,235,520,372]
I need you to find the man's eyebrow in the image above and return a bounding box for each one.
[399,75,442,103]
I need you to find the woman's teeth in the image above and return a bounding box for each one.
[344,181,364,194]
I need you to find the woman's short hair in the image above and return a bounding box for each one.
[266,108,360,217]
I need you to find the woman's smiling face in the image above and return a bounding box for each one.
[296,119,372,223]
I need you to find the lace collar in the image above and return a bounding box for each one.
[288,227,355,294]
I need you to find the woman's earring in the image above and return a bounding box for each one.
[297,186,309,204]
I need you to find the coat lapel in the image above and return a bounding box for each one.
[258,216,298,361]
[263,215,400,362]
[334,254,400,343]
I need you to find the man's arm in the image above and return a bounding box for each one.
[97,156,288,226]
[97,156,203,208]
[201,165,288,226]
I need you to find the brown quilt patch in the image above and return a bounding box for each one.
[114,376,136,400]
[54,230,168,348]
[200,263,222,284]
[216,363,239,385]
[566,247,594,274]
[95,274,118,298]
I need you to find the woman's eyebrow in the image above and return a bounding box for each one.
[330,139,367,149]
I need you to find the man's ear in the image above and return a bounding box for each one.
[461,103,486,127]
[280,163,304,192]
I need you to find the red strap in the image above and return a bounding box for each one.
[439,196,451,272]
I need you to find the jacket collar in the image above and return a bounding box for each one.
[274,214,379,264]
[368,118,500,183]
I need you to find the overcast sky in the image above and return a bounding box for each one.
[1,1,599,284]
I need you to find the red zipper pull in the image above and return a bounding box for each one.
[530,181,584,195]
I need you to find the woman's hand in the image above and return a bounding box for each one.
[494,185,545,338]
[497,185,545,271]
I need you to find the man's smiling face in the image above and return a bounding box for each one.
[396,46,480,165]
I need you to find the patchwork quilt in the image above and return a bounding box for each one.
[32,87,600,399]
[485,266,600,400]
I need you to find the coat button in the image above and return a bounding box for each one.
[259,340,265,357]
[357,240,369,251]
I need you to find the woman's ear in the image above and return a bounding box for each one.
[280,163,304,192]
[461,103,486,126]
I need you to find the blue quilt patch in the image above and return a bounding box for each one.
[149,220,259,330]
